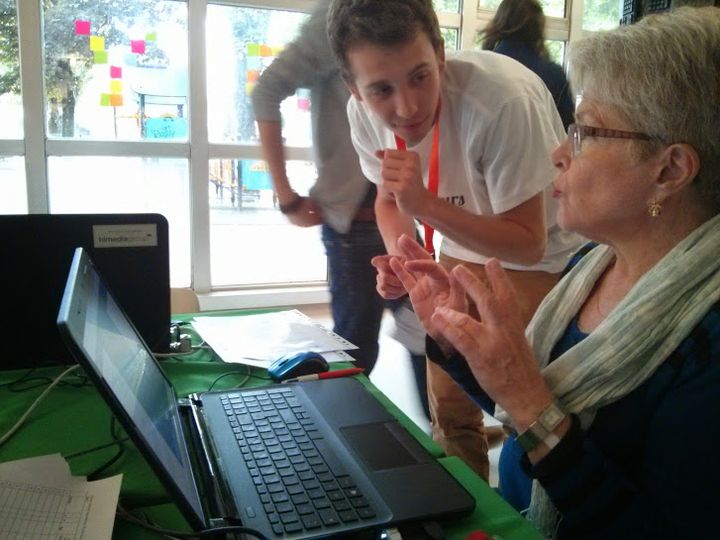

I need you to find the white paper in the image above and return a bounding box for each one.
[193,309,357,367]
[0,454,122,540]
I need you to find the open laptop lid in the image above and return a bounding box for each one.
[57,247,207,529]
[2,213,170,369]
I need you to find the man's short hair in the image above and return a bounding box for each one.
[327,0,443,81]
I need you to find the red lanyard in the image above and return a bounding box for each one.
[394,117,440,258]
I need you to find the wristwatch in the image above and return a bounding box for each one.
[515,401,567,452]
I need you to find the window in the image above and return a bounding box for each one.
[0,157,26,213]
[583,0,621,31]
[43,1,188,141]
[4,0,588,304]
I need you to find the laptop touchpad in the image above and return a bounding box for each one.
[341,422,429,471]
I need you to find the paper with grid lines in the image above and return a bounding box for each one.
[0,454,121,539]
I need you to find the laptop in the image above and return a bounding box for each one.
[1,213,170,369]
[56,248,475,539]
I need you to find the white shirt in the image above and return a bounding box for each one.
[348,50,583,272]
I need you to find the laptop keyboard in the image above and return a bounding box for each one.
[220,387,378,535]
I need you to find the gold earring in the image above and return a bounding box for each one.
[648,200,662,217]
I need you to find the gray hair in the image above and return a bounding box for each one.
[569,7,720,212]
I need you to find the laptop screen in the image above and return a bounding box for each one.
[57,248,205,524]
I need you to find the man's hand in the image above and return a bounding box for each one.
[283,196,323,227]
[375,149,431,216]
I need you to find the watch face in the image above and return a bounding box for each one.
[539,403,565,431]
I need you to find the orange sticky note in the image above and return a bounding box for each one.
[246,70,259,82]
[94,50,108,64]
[110,94,123,107]
[89,35,105,52]
[260,45,272,57]
[110,80,122,93]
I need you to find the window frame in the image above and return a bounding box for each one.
[9,0,583,309]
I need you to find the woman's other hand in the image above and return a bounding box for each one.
[432,259,555,431]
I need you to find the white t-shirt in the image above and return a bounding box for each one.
[347,50,582,272]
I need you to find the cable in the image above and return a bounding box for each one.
[1,366,89,392]
[207,367,253,391]
[87,416,126,481]
[0,364,81,447]
[117,505,269,539]
[65,436,130,460]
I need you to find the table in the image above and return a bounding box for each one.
[0,311,540,540]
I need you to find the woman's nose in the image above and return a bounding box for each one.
[552,137,572,171]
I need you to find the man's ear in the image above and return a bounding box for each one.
[345,80,362,101]
[655,143,700,198]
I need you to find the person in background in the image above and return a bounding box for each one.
[389,7,720,537]
[252,0,429,413]
[327,0,582,479]
[480,0,574,129]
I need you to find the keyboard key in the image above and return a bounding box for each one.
[301,513,322,529]
[337,476,355,489]
[338,509,358,523]
[296,502,315,515]
[318,508,341,526]
[357,507,376,519]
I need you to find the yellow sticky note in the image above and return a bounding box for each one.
[94,50,108,64]
[271,46,283,57]
[100,94,110,106]
[110,80,122,93]
[246,82,255,96]
[89,35,105,52]
[110,94,123,107]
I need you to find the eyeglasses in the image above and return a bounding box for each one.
[568,123,652,157]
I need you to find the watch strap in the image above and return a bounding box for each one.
[515,401,566,452]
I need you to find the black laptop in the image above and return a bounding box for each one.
[1,213,170,369]
[56,248,475,539]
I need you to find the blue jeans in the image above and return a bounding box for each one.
[322,221,386,373]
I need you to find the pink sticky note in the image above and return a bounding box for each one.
[130,40,145,54]
[110,65,122,79]
[75,20,90,35]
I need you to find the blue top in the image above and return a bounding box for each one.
[493,40,574,130]
[426,301,720,538]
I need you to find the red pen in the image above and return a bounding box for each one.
[281,367,365,384]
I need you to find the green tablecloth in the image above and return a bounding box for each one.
[0,313,540,540]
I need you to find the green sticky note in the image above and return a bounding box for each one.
[247,43,260,56]
[100,93,110,106]
[94,50,108,64]
[145,31,157,41]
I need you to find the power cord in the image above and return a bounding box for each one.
[0,364,81,447]
[1,365,89,392]
[116,504,269,539]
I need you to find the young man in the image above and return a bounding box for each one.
[327,0,582,479]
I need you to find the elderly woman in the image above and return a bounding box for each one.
[388,7,720,538]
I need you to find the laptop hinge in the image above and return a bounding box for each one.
[180,395,238,525]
